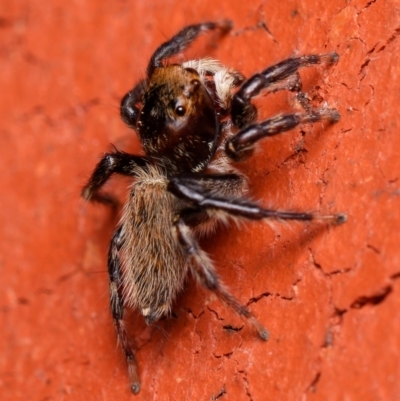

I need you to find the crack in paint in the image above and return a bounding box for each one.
[350,285,392,309]
[246,291,271,306]
[182,307,204,320]
[207,305,225,321]
[211,386,226,400]
[222,324,243,333]
[357,24,400,83]
[307,371,321,393]
[376,26,400,53]
[357,0,377,16]
[238,370,254,401]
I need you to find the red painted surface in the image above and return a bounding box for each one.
[1,1,399,400]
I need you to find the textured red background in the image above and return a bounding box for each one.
[1,1,399,400]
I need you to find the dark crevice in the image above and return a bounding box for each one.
[326,267,352,276]
[333,306,347,319]
[207,306,224,320]
[310,248,352,277]
[359,58,370,79]
[308,371,321,393]
[247,292,271,306]
[366,243,380,254]
[311,252,322,270]
[212,351,233,359]
[182,307,204,320]
[350,285,392,309]
[376,27,400,53]
[280,294,294,301]
[223,324,243,333]
[238,371,254,401]
[357,0,377,15]
[391,272,400,280]
[211,386,226,400]
[366,43,378,56]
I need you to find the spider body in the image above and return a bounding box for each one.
[82,20,345,394]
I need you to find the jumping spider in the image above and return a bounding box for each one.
[82,20,346,394]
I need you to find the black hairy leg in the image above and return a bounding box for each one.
[168,176,347,225]
[108,227,141,394]
[147,20,232,77]
[231,53,339,128]
[82,151,147,206]
[175,173,246,227]
[174,217,269,340]
[226,108,340,161]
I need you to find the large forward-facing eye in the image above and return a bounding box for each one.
[175,105,186,116]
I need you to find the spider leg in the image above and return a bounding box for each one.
[108,226,141,394]
[147,20,232,77]
[82,150,147,206]
[226,108,340,161]
[168,176,347,225]
[231,53,339,127]
[120,79,146,129]
[174,216,269,340]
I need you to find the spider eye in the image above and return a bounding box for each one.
[175,105,186,116]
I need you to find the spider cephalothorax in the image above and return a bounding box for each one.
[138,65,219,173]
[82,20,346,394]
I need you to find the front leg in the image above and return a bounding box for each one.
[226,109,340,161]
[232,53,339,127]
[147,20,232,77]
[82,150,147,205]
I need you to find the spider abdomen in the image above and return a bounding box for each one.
[120,166,188,324]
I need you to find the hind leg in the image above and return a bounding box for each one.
[108,226,141,394]
[174,215,269,340]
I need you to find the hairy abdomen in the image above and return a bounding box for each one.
[120,166,187,323]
